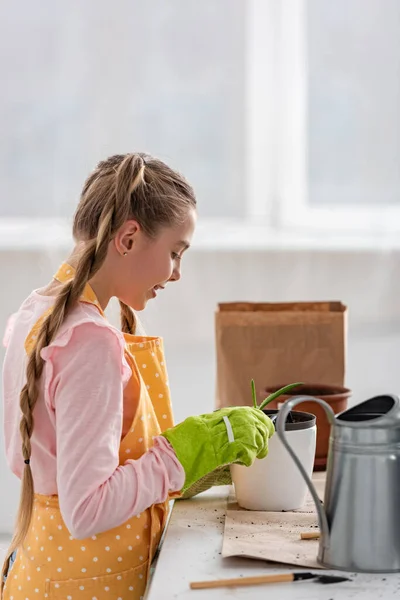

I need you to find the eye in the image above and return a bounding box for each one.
[171,252,181,260]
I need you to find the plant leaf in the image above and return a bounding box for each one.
[258,382,304,411]
[251,379,257,409]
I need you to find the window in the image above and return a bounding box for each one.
[249,0,400,233]
[1,0,399,248]
[0,0,246,221]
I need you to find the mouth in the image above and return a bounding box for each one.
[151,285,165,298]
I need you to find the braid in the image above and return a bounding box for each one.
[115,155,145,337]
[119,300,137,334]
[1,203,116,593]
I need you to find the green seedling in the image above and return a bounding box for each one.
[251,379,258,409]
[251,380,304,411]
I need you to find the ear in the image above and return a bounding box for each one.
[113,220,141,256]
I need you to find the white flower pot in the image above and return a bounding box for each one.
[231,410,316,511]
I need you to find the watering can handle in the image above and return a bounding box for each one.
[275,396,336,547]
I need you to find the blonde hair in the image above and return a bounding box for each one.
[1,153,196,591]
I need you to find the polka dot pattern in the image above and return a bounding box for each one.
[3,263,174,600]
[3,494,162,599]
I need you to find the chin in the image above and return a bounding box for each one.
[135,303,147,312]
[122,291,152,312]
[129,298,148,311]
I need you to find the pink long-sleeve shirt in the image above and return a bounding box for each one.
[2,290,185,539]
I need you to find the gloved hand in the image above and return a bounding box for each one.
[161,407,274,495]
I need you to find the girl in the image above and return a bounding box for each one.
[2,153,273,600]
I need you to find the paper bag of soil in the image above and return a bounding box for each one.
[215,302,347,408]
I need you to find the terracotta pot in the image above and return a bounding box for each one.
[263,383,351,471]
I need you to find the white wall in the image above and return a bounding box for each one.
[1,247,400,533]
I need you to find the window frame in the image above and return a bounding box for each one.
[249,0,400,234]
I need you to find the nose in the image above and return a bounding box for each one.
[169,262,181,283]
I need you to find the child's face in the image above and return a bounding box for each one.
[113,207,197,311]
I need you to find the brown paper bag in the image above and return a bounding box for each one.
[215,302,347,408]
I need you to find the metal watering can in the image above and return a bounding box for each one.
[275,394,400,573]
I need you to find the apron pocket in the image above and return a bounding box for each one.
[46,560,149,599]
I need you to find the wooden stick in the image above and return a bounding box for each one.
[190,573,294,589]
[300,531,320,540]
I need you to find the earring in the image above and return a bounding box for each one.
[123,252,128,256]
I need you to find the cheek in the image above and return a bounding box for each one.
[141,250,173,285]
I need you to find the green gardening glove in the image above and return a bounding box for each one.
[179,465,233,499]
[162,406,274,496]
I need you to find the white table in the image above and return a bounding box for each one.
[146,486,400,599]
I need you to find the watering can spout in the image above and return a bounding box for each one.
[275,396,336,556]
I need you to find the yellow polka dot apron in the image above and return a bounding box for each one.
[3,263,177,600]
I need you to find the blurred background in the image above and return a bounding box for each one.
[1,0,400,532]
